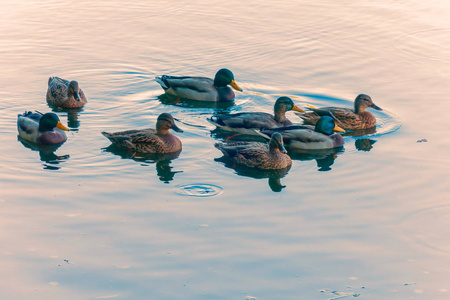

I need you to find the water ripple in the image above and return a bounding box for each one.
[173,184,224,197]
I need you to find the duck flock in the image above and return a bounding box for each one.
[17,69,382,170]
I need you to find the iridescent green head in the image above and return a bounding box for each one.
[39,113,69,132]
[315,116,345,135]
[269,132,287,154]
[274,97,304,113]
[213,68,242,91]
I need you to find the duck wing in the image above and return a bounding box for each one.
[211,112,278,129]
[47,76,69,100]
[156,76,213,91]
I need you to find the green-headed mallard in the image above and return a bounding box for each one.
[297,94,382,130]
[155,68,242,102]
[258,116,345,150]
[214,132,291,170]
[208,96,305,135]
[102,113,183,154]
[17,111,69,145]
[46,76,88,108]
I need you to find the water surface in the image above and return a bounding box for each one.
[1,0,449,299]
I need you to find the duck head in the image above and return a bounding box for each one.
[214,68,242,91]
[156,113,183,133]
[354,94,382,113]
[315,116,345,135]
[68,80,81,101]
[269,132,287,154]
[38,113,69,132]
[274,97,305,114]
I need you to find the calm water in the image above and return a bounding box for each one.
[1,0,449,299]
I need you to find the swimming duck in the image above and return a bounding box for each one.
[208,96,305,135]
[297,94,382,130]
[46,76,87,108]
[259,116,345,150]
[17,111,69,145]
[102,113,183,154]
[214,132,291,170]
[155,68,242,102]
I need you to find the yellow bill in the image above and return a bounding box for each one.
[292,104,305,113]
[334,124,346,133]
[57,121,69,131]
[230,80,243,92]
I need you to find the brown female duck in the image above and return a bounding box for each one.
[102,113,183,154]
[208,97,305,135]
[214,132,291,170]
[46,76,87,108]
[297,94,382,130]
[17,111,69,145]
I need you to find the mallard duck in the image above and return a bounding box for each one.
[297,94,382,130]
[17,111,69,145]
[214,132,291,170]
[208,96,305,135]
[102,113,183,154]
[258,116,345,150]
[155,68,242,102]
[46,76,87,108]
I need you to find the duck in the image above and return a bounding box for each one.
[102,113,183,154]
[207,96,305,135]
[258,116,345,150]
[46,76,88,108]
[17,111,69,145]
[155,68,242,102]
[214,132,291,170]
[297,94,382,130]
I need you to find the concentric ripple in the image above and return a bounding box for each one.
[173,184,224,197]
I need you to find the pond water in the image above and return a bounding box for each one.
[1,0,449,299]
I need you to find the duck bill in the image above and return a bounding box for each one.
[230,80,243,92]
[74,91,81,101]
[56,121,69,131]
[279,143,287,154]
[334,124,346,133]
[172,123,183,133]
[292,104,305,113]
[370,103,382,111]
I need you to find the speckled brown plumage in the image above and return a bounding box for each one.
[297,94,382,130]
[214,132,291,170]
[46,76,87,108]
[102,113,183,154]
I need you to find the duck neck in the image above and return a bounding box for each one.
[156,124,170,135]
[354,103,366,114]
[273,108,287,123]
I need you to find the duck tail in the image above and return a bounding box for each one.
[155,76,170,90]
[207,116,226,127]
[48,76,55,86]
[255,130,271,140]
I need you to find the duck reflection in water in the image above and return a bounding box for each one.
[343,127,378,152]
[214,156,291,192]
[103,144,182,183]
[50,107,83,129]
[18,137,70,170]
[157,93,235,115]
[355,139,377,152]
[289,148,344,172]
